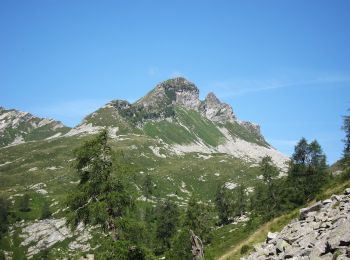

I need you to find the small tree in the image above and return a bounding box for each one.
[155,199,179,252]
[233,183,247,217]
[0,197,9,238]
[215,183,233,225]
[40,201,52,219]
[185,195,213,243]
[19,194,30,212]
[342,109,350,165]
[142,174,154,201]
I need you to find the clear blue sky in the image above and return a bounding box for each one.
[1,0,350,164]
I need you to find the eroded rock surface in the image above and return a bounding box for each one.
[242,189,350,260]
[19,218,94,258]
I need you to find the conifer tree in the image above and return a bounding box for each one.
[155,199,179,252]
[66,130,134,240]
[19,193,30,212]
[342,109,350,165]
[215,183,233,225]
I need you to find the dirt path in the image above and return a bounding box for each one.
[216,217,282,260]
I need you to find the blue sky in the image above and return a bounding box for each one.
[1,0,349,164]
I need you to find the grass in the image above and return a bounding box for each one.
[215,209,299,260]
[0,128,263,258]
[224,122,268,147]
[175,107,225,147]
[143,120,196,144]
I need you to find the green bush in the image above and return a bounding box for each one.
[240,244,251,255]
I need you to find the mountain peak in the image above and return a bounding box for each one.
[158,77,198,92]
[201,92,236,123]
[137,77,201,111]
[205,92,221,104]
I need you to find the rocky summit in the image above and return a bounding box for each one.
[243,188,350,260]
[66,77,288,169]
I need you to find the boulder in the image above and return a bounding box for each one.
[300,201,323,220]
[266,232,278,243]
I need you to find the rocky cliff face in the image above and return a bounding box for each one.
[201,92,236,123]
[243,188,350,260]
[137,77,201,110]
[0,107,70,147]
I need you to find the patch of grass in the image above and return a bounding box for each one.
[143,120,196,144]
[224,122,268,147]
[176,107,225,147]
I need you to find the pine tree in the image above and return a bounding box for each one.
[155,199,179,252]
[184,195,213,243]
[0,197,9,238]
[233,183,247,217]
[66,130,134,240]
[251,156,280,220]
[215,183,233,225]
[40,200,52,219]
[342,109,350,165]
[287,138,328,204]
[19,193,30,212]
[142,174,154,201]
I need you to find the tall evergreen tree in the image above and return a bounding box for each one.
[233,183,247,217]
[251,156,280,219]
[215,183,233,225]
[66,130,134,240]
[287,138,328,203]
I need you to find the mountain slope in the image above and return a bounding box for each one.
[0,107,70,147]
[0,77,289,259]
[67,77,288,169]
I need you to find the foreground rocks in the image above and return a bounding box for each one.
[18,218,94,258]
[242,189,350,260]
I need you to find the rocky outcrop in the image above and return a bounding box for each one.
[200,92,236,123]
[242,189,350,260]
[18,218,95,258]
[238,120,265,142]
[137,77,201,110]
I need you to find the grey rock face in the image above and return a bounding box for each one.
[242,189,350,260]
[18,218,94,258]
[200,92,236,123]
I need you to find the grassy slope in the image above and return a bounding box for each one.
[224,122,268,147]
[0,131,263,258]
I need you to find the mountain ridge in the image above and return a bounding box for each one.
[0,107,70,147]
[1,77,289,169]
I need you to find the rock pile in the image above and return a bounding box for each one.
[242,188,350,260]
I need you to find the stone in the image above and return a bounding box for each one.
[266,232,278,243]
[200,92,236,123]
[322,199,333,205]
[300,201,323,220]
[276,239,290,254]
[344,188,350,195]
